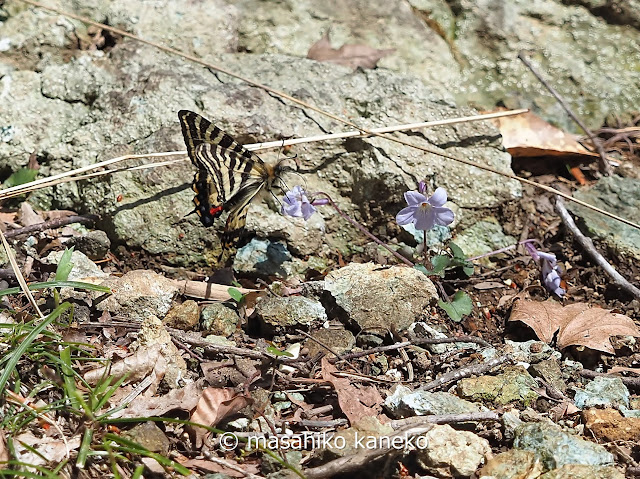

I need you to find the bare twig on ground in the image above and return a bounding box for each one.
[171,279,259,300]
[555,197,640,299]
[80,321,277,361]
[580,369,640,389]
[518,52,613,176]
[303,424,433,479]
[420,355,513,392]
[390,411,501,429]
[332,336,491,363]
[3,214,99,238]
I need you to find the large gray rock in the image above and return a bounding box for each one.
[226,0,639,132]
[1,0,523,270]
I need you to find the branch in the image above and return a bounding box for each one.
[555,196,640,299]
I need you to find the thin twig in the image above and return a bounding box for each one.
[390,411,501,429]
[4,214,99,238]
[518,52,613,176]
[555,196,640,299]
[331,336,491,363]
[10,0,640,231]
[315,192,414,267]
[420,355,513,392]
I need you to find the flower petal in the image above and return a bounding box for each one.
[396,206,418,225]
[282,201,302,217]
[301,202,317,220]
[404,191,427,206]
[538,251,557,266]
[427,187,447,207]
[433,206,455,226]
[413,207,436,231]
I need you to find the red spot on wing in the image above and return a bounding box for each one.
[210,205,223,215]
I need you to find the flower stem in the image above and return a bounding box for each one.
[314,192,415,267]
[467,239,544,262]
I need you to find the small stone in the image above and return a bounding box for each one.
[95,270,180,322]
[504,340,560,364]
[304,328,355,357]
[123,421,170,455]
[324,262,437,333]
[66,230,111,260]
[583,408,640,442]
[513,422,614,470]
[163,300,200,330]
[44,250,107,280]
[573,376,630,410]
[478,449,544,479]
[416,424,492,477]
[256,296,327,329]
[200,303,240,337]
[385,385,485,418]
[502,409,524,442]
[457,366,539,406]
[530,359,567,394]
[234,238,294,277]
[538,464,624,479]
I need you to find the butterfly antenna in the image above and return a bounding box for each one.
[270,189,283,209]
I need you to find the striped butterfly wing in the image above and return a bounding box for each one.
[178,110,269,262]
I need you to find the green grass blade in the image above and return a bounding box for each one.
[54,247,74,281]
[0,281,110,298]
[0,303,71,393]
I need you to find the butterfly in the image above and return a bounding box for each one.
[178,110,291,263]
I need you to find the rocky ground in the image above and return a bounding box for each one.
[1,0,640,478]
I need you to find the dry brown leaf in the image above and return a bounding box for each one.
[510,300,640,353]
[307,33,394,69]
[83,344,165,385]
[120,380,206,418]
[321,357,384,425]
[188,388,251,448]
[17,202,44,227]
[492,111,598,159]
[14,432,81,466]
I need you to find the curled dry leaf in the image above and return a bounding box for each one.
[491,111,598,159]
[84,344,165,385]
[509,299,640,353]
[307,33,394,69]
[120,380,206,418]
[321,357,385,425]
[188,388,252,448]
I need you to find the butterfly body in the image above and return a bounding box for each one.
[178,110,288,262]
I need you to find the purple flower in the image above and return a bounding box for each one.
[281,186,317,220]
[396,187,454,231]
[525,243,565,297]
